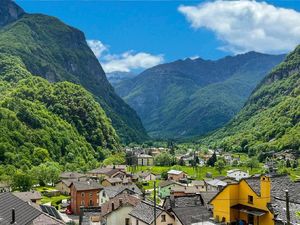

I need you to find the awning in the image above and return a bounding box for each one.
[231,204,268,217]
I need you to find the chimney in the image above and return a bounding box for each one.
[10,208,15,224]
[260,175,271,202]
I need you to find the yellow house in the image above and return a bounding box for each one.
[210,175,273,225]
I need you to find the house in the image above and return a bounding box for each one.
[158,180,185,199]
[102,177,123,187]
[60,172,86,180]
[204,179,227,191]
[227,169,250,181]
[87,167,126,180]
[56,172,87,195]
[0,192,65,225]
[209,175,300,225]
[13,191,42,204]
[104,165,127,172]
[190,180,206,191]
[100,193,141,225]
[163,195,213,225]
[171,186,202,197]
[56,179,76,195]
[129,200,175,225]
[100,184,143,205]
[167,170,187,182]
[137,154,154,166]
[136,171,156,181]
[69,180,102,215]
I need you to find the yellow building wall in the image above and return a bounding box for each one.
[211,176,274,225]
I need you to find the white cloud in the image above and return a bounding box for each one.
[101,51,164,73]
[87,39,164,73]
[179,1,300,54]
[87,40,108,58]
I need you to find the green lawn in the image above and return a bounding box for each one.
[128,165,263,180]
[34,186,70,209]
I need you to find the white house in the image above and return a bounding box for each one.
[226,169,250,181]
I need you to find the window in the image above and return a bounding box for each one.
[125,218,130,225]
[119,198,123,205]
[81,200,85,206]
[161,214,166,222]
[89,192,93,198]
[136,220,139,225]
[89,199,93,206]
[248,195,254,204]
[81,192,85,198]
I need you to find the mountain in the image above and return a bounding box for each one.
[201,45,300,155]
[0,0,24,27]
[106,71,137,86]
[115,53,285,139]
[0,1,148,143]
[0,54,119,168]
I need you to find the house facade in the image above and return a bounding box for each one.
[210,175,273,225]
[158,181,185,199]
[137,154,154,166]
[167,170,187,182]
[129,201,175,225]
[69,181,102,215]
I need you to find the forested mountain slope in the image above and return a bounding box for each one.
[0,0,148,143]
[201,45,300,156]
[115,52,284,138]
[0,54,119,169]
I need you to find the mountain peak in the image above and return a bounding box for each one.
[0,0,25,27]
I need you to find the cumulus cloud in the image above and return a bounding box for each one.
[87,40,163,73]
[101,51,164,73]
[178,1,300,54]
[87,40,108,58]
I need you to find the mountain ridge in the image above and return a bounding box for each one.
[114,52,285,139]
[0,5,148,143]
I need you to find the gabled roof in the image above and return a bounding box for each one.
[103,184,142,199]
[163,195,212,225]
[13,191,42,202]
[159,180,185,188]
[0,192,41,225]
[101,193,141,217]
[136,171,155,178]
[70,181,103,191]
[60,172,86,179]
[105,177,122,184]
[88,168,121,176]
[167,170,184,175]
[205,179,227,187]
[129,201,164,225]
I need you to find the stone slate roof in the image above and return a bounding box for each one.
[0,192,41,225]
[0,218,9,225]
[105,177,122,184]
[269,199,300,225]
[101,193,141,217]
[103,184,142,199]
[13,191,42,202]
[129,200,163,225]
[136,171,154,178]
[163,195,212,225]
[191,180,205,186]
[88,168,121,177]
[159,180,177,188]
[70,180,103,191]
[245,175,300,202]
[60,172,86,179]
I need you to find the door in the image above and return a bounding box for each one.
[248,214,254,225]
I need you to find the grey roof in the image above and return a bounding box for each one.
[129,201,163,225]
[71,181,103,191]
[88,168,120,176]
[191,180,205,186]
[200,192,219,204]
[60,172,86,179]
[245,175,300,202]
[103,184,142,199]
[0,218,9,225]
[136,171,154,178]
[163,195,212,225]
[0,192,42,225]
[105,177,122,184]
[269,199,300,225]
[13,191,42,202]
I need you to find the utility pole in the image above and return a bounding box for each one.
[154,180,157,225]
[286,190,291,225]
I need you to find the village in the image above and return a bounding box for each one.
[0,146,299,225]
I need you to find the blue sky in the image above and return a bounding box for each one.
[16,0,300,73]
